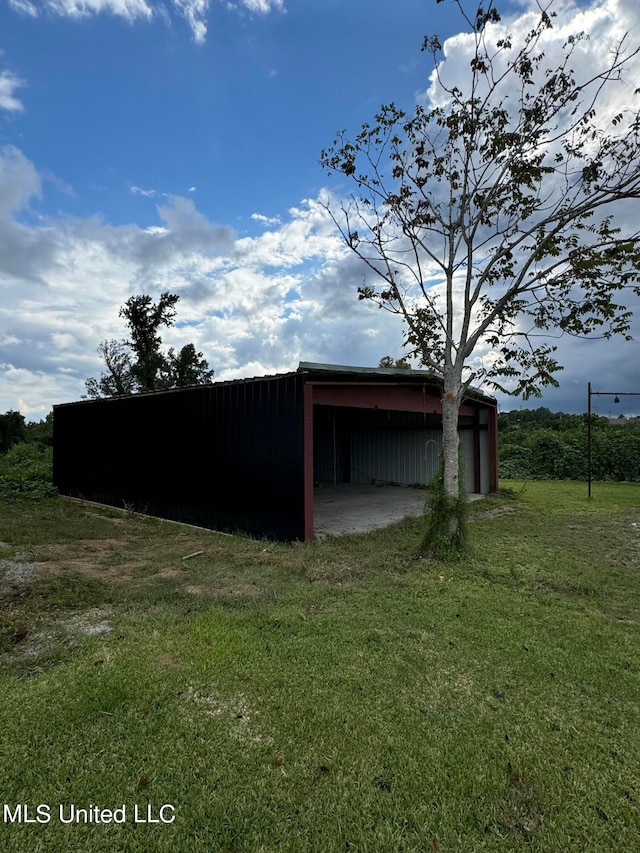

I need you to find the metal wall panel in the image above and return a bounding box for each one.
[460,428,476,492]
[350,429,442,486]
[479,430,489,494]
[313,406,447,487]
[349,425,481,491]
[425,432,443,483]
[313,406,345,484]
[54,374,307,540]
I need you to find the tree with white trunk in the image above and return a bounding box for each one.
[320,0,640,556]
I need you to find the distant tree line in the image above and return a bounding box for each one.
[499,408,640,481]
[0,410,53,454]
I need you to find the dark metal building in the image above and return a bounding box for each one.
[53,362,498,540]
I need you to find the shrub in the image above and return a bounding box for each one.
[0,443,56,501]
[499,413,640,482]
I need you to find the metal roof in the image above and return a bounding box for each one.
[297,361,442,378]
[296,362,496,405]
[54,360,496,408]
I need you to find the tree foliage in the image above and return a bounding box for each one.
[378,355,412,369]
[165,343,215,388]
[84,340,136,399]
[321,0,640,554]
[23,413,54,448]
[0,410,25,454]
[85,293,214,398]
[121,293,180,392]
[0,411,54,500]
[0,442,55,502]
[422,456,469,560]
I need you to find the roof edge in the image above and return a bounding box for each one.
[297,362,496,404]
[53,361,497,410]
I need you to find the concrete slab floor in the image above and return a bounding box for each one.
[313,484,485,537]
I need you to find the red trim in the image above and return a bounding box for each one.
[487,405,499,492]
[311,383,477,417]
[303,383,315,540]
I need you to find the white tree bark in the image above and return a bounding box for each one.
[441,369,464,538]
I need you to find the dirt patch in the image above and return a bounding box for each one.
[472,505,518,521]
[158,567,188,579]
[156,652,181,669]
[32,540,144,582]
[184,686,274,746]
[65,610,113,637]
[78,508,132,527]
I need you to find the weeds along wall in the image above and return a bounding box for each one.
[53,374,307,540]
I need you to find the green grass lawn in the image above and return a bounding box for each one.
[1,481,639,852]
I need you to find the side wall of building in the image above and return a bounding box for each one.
[53,375,307,540]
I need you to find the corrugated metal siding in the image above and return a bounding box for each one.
[479,430,489,494]
[349,427,482,490]
[460,429,476,493]
[350,429,442,486]
[54,374,307,540]
[313,407,346,484]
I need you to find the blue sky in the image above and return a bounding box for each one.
[2,0,442,226]
[1,0,639,420]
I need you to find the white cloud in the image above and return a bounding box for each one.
[45,0,154,20]
[425,0,640,113]
[171,0,208,42]
[251,212,282,227]
[0,145,405,415]
[130,185,158,197]
[238,197,345,268]
[0,145,41,215]
[0,361,79,418]
[7,0,285,42]
[6,0,38,15]
[0,70,25,112]
[232,0,284,13]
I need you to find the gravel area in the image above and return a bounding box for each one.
[0,559,44,584]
